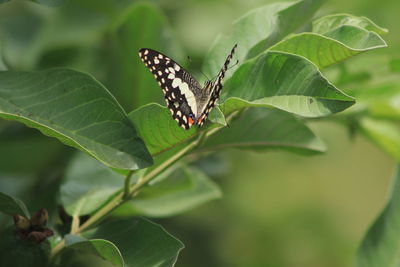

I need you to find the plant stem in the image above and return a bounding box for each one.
[127,139,199,197]
[49,113,237,259]
[123,170,135,199]
[50,132,201,259]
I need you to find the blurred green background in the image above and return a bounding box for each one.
[0,0,398,266]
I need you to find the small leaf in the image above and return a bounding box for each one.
[0,69,152,170]
[114,166,222,217]
[203,0,325,79]
[0,191,29,217]
[359,117,400,160]
[106,2,184,111]
[64,234,87,246]
[84,217,184,267]
[64,238,124,267]
[312,14,388,35]
[271,26,387,69]
[222,51,355,117]
[356,165,400,267]
[207,106,227,126]
[60,153,124,216]
[201,108,325,154]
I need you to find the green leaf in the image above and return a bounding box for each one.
[0,69,152,170]
[356,165,400,267]
[201,108,325,154]
[203,0,325,79]
[106,2,184,111]
[64,237,124,267]
[128,103,198,156]
[312,14,388,36]
[222,51,355,117]
[0,191,29,217]
[60,153,124,216]
[358,117,400,160]
[349,83,400,119]
[270,26,387,69]
[114,166,222,217]
[84,217,184,267]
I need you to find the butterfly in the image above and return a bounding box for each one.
[138,44,237,130]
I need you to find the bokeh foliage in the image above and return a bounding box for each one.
[0,0,399,266]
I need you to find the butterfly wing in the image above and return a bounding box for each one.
[197,44,238,127]
[139,48,201,129]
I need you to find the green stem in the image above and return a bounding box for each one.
[49,134,199,259]
[49,113,235,259]
[123,170,135,199]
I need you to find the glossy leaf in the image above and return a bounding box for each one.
[84,217,184,267]
[357,166,400,267]
[64,237,124,267]
[203,0,325,79]
[60,153,124,216]
[271,26,387,69]
[128,103,197,156]
[312,14,388,35]
[106,2,184,111]
[221,51,355,117]
[0,191,29,217]
[114,166,222,217]
[201,108,325,154]
[0,69,152,170]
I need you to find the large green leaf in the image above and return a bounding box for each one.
[0,69,152,170]
[0,191,29,217]
[63,236,124,267]
[201,108,325,154]
[203,0,325,79]
[358,117,400,160]
[221,51,355,117]
[128,103,197,156]
[114,165,222,218]
[270,26,387,69]
[84,218,184,267]
[60,153,124,216]
[356,165,400,267]
[312,14,388,36]
[106,2,184,111]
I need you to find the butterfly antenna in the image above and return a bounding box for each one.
[200,70,211,81]
[210,59,240,82]
[188,55,211,82]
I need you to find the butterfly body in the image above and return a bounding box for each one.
[138,44,237,130]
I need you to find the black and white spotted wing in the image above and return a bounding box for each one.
[138,44,237,130]
[196,44,237,127]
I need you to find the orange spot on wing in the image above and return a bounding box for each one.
[188,117,195,125]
